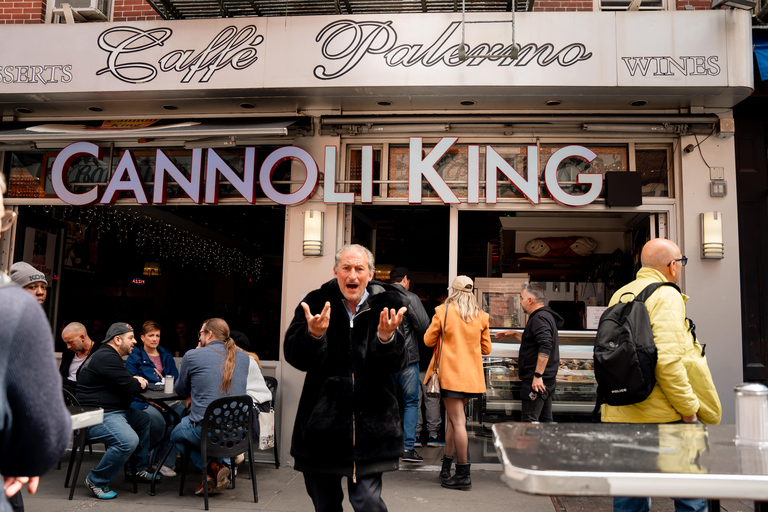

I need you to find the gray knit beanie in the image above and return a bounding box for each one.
[9,262,47,287]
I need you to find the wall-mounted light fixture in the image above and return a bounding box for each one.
[303,210,324,257]
[701,212,724,259]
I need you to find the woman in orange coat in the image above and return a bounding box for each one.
[423,276,492,490]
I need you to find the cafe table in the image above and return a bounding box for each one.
[492,422,768,512]
[140,386,185,495]
[67,405,103,430]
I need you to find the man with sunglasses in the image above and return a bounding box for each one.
[602,238,721,512]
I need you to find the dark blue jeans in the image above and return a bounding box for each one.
[86,409,151,487]
[391,362,420,451]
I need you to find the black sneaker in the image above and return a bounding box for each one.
[402,449,423,463]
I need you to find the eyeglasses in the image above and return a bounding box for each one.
[0,210,17,233]
[197,330,209,337]
[668,256,688,267]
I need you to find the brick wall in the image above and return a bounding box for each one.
[676,0,713,9]
[0,0,47,24]
[113,0,161,21]
[533,0,594,11]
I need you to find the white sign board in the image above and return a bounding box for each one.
[586,306,608,330]
[0,11,749,95]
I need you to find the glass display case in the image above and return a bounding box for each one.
[480,332,597,422]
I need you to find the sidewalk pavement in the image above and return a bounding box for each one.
[25,449,757,512]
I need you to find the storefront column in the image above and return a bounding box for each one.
[679,131,742,423]
[278,129,344,467]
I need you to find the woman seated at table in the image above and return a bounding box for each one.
[125,320,183,477]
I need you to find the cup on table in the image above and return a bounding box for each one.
[164,375,174,393]
[734,382,768,448]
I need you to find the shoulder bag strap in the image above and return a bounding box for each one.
[434,305,449,374]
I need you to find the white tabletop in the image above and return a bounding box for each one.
[492,422,768,501]
[68,406,103,430]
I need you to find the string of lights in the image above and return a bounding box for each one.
[35,205,263,280]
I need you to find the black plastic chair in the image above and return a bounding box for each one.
[62,388,138,499]
[177,395,258,510]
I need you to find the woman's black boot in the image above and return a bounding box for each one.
[439,456,453,482]
[441,463,471,490]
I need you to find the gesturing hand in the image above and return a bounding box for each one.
[4,476,39,497]
[378,307,407,342]
[302,301,331,338]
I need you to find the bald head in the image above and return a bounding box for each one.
[640,238,683,283]
[61,322,93,357]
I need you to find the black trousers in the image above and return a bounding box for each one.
[520,382,556,422]
[303,471,387,512]
[8,490,23,512]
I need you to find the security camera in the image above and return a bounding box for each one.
[684,144,695,154]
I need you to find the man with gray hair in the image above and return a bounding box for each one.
[284,244,408,512]
[60,322,96,391]
[498,283,563,422]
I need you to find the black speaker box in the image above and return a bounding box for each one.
[605,172,642,207]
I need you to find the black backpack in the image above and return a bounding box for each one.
[593,282,681,407]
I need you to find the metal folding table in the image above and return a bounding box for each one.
[492,422,768,511]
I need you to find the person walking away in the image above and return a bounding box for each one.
[125,320,183,477]
[284,244,408,512]
[602,238,721,512]
[390,267,430,462]
[497,283,563,422]
[169,318,250,496]
[423,276,492,490]
[75,323,157,499]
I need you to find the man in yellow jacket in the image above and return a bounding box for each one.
[603,238,721,512]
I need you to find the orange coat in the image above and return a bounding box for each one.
[423,304,492,394]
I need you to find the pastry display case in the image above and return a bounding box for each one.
[480,333,598,422]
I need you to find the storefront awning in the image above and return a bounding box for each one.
[0,118,310,150]
[754,32,768,82]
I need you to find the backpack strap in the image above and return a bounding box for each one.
[634,281,681,303]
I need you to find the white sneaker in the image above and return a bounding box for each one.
[159,465,177,477]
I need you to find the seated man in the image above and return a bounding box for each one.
[60,322,95,391]
[170,318,250,496]
[76,322,157,500]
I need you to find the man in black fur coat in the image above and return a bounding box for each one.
[284,244,408,512]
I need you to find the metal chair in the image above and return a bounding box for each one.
[62,388,138,499]
[177,395,258,510]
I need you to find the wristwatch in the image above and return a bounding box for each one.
[534,372,543,378]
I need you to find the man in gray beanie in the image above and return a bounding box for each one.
[9,262,47,305]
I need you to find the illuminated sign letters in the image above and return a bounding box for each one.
[50,138,603,207]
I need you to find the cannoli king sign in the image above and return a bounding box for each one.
[50,138,603,208]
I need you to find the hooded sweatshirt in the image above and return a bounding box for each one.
[518,306,564,388]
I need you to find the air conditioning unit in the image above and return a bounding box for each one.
[52,0,111,21]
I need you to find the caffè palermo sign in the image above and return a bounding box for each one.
[0,11,742,93]
[51,140,602,207]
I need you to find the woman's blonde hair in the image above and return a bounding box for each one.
[201,317,238,394]
[444,282,482,323]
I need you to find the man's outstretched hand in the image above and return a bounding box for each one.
[302,301,331,338]
[378,307,407,342]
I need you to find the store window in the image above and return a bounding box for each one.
[3,148,287,361]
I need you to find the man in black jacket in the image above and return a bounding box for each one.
[60,322,95,391]
[284,244,408,512]
[76,323,156,499]
[498,283,563,422]
[390,267,430,462]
